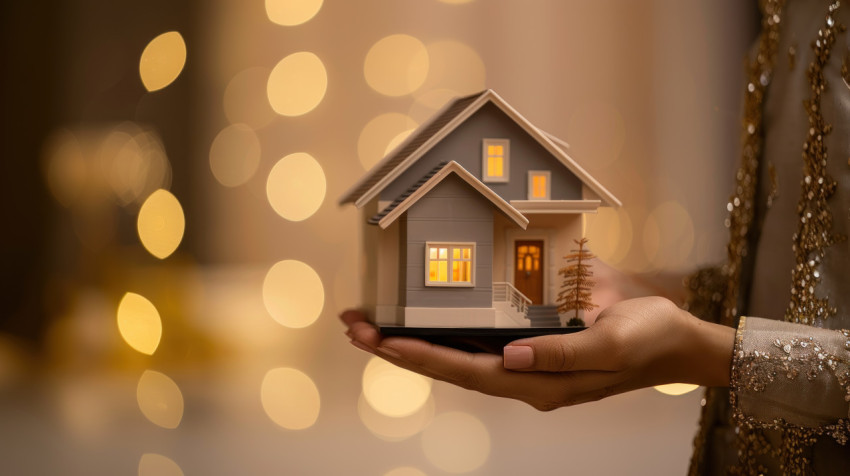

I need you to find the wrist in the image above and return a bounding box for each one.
[682,311,735,387]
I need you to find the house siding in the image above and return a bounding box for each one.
[403,175,493,308]
[380,102,583,204]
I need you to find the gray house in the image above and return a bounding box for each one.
[340,90,620,328]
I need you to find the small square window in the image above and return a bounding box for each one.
[527,171,551,200]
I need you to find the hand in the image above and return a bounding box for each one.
[342,297,734,411]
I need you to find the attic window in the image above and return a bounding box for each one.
[527,171,551,200]
[482,139,509,183]
[425,242,475,287]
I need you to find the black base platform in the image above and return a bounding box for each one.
[379,326,587,354]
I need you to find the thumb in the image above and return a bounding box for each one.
[503,327,617,372]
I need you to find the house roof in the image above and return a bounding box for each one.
[339,89,621,209]
[372,161,529,231]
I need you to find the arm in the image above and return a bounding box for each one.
[730,316,850,434]
[343,296,734,411]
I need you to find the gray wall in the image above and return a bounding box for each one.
[403,175,494,308]
[380,102,583,203]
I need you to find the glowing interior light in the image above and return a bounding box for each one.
[358,392,435,441]
[209,123,261,187]
[116,292,162,355]
[265,0,323,26]
[136,370,184,429]
[262,260,324,328]
[654,383,700,396]
[139,31,187,92]
[421,412,491,473]
[261,367,321,430]
[364,35,429,97]
[362,356,432,418]
[266,152,326,221]
[139,453,184,476]
[137,189,185,259]
[267,52,327,116]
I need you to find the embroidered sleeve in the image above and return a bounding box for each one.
[730,316,850,443]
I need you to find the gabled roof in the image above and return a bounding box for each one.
[339,89,621,209]
[372,161,529,231]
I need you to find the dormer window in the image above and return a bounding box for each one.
[527,170,551,200]
[482,139,509,183]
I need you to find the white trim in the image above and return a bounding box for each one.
[425,242,476,287]
[377,161,529,230]
[482,138,510,183]
[510,199,601,214]
[347,89,622,209]
[526,170,551,200]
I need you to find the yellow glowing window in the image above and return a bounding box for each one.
[527,171,551,200]
[426,243,474,286]
[482,139,509,182]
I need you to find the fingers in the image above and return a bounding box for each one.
[503,326,624,373]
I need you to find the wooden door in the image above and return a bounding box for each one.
[514,240,543,304]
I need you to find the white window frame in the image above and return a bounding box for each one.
[424,242,476,287]
[527,170,551,200]
[482,139,510,183]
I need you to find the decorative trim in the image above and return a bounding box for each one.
[510,199,601,214]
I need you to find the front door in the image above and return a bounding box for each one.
[514,240,543,304]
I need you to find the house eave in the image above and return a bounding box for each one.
[509,200,602,214]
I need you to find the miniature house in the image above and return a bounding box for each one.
[340,90,620,328]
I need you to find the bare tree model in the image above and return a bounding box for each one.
[556,238,597,326]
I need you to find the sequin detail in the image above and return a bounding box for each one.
[785,3,847,326]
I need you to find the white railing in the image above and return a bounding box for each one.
[492,282,532,315]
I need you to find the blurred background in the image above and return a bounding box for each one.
[0,0,757,474]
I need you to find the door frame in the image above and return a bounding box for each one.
[504,229,551,305]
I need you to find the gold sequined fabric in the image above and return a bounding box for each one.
[689,0,850,474]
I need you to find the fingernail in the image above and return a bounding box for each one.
[350,340,374,354]
[503,346,534,369]
[376,345,402,360]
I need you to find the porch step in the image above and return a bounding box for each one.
[526,305,561,327]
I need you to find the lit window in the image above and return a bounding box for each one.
[426,242,475,286]
[482,139,509,183]
[527,171,551,200]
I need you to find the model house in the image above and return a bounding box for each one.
[340,89,621,328]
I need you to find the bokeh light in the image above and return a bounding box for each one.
[358,392,435,441]
[265,0,323,26]
[116,292,162,355]
[139,31,187,92]
[260,367,321,430]
[262,260,324,328]
[567,100,625,170]
[421,412,491,473]
[408,88,460,123]
[585,207,633,266]
[654,383,700,396]
[643,201,695,270]
[223,67,276,129]
[267,51,327,116]
[137,189,185,259]
[209,123,261,187]
[136,370,184,429]
[384,467,428,476]
[358,113,418,170]
[362,356,432,418]
[364,34,429,97]
[43,129,87,208]
[139,453,184,476]
[266,152,326,221]
[415,40,485,97]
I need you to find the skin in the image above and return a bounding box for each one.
[342,296,734,412]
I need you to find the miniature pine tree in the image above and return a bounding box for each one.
[556,237,598,326]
